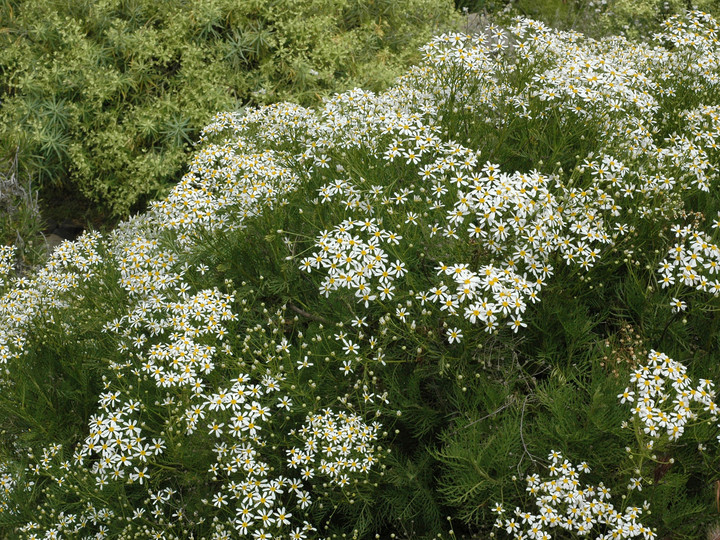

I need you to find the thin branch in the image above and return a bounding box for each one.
[449,394,516,436]
[656,308,683,349]
[517,395,542,475]
[286,302,330,324]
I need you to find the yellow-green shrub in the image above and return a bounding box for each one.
[0,0,461,216]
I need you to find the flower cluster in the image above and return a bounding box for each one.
[519,21,660,127]
[114,232,183,297]
[191,368,301,536]
[493,451,655,539]
[288,408,380,488]
[18,504,115,540]
[151,103,319,241]
[0,231,103,365]
[620,350,720,445]
[657,223,720,295]
[654,11,720,92]
[173,307,380,539]
[105,287,237,389]
[301,217,408,307]
[79,404,162,487]
[0,461,18,516]
[301,79,617,341]
[0,245,14,289]
[419,165,613,336]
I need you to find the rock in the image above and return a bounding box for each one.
[44,233,65,253]
[466,12,487,34]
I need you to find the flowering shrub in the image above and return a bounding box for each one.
[2,9,720,540]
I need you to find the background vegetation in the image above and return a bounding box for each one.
[456,0,720,38]
[0,0,460,221]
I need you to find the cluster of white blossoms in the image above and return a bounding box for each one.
[303,11,717,343]
[0,232,103,365]
[19,505,115,540]
[414,24,515,112]
[493,451,655,540]
[151,103,321,240]
[190,367,303,537]
[0,460,19,515]
[656,222,720,296]
[657,104,720,194]
[595,98,720,216]
[681,105,720,161]
[619,350,720,446]
[72,285,238,489]
[0,245,15,289]
[415,17,663,137]
[0,302,378,538]
[654,11,720,92]
[79,404,163,487]
[114,233,183,297]
[288,409,380,488]
[419,163,613,335]
[519,23,659,130]
[175,308,380,539]
[104,286,236,389]
[649,107,720,299]
[301,70,618,340]
[300,217,408,307]
[422,11,717,212]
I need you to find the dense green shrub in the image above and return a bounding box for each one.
[0,0,461,217]
[2,8,720,540]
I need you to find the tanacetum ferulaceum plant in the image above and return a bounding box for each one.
[1,9,720,539]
